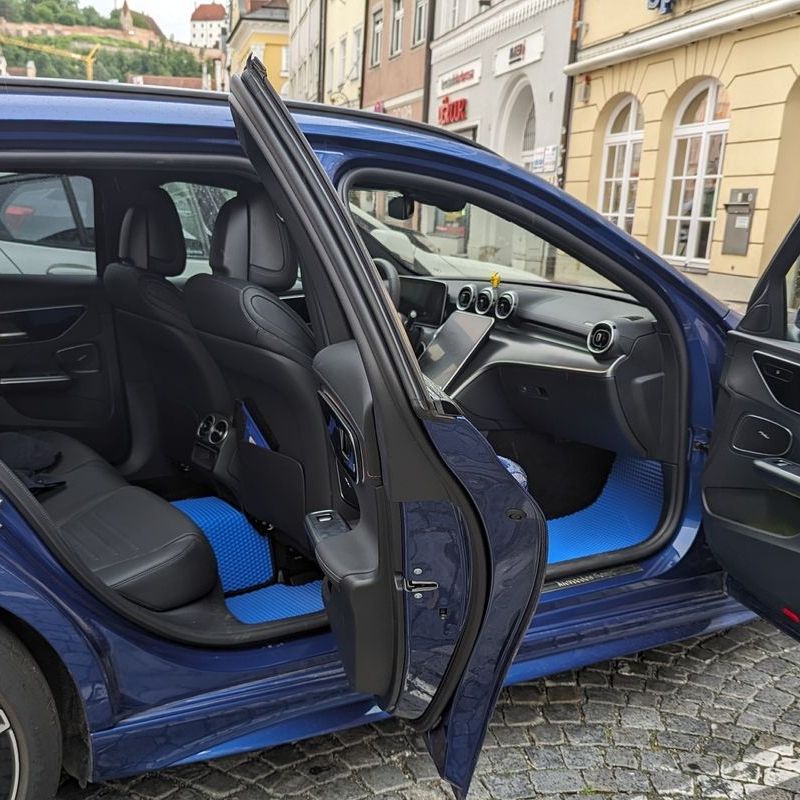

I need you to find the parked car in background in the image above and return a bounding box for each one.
[0,62,799,800]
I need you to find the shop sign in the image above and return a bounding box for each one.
[436,59,482,98]
[438,95,468,126]
[494,30,544,76]
[647,0,674,13]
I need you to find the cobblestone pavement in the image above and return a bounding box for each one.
[58,619,800,800]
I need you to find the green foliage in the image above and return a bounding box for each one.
[0,0,207,82]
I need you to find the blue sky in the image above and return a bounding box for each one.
[80,0,201,43]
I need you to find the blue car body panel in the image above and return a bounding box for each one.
[0,84,753,783]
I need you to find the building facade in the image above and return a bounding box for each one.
[191,2,227,49]
[361,0,433,120]
[228,0,290,93]
[429,0,573,182]
[322,0,366,107]
[564,0,800,306]
[285,0,323,100]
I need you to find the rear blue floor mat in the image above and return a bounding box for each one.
[226,582,325,623]
[547,456,664,565]
[173,497,274,592]
[173,497,323,624]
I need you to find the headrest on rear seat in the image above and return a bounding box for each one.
[209,191,297,293]
[119,188,187,277]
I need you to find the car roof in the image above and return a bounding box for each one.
[0,76,494,161]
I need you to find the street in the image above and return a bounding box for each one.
[58,619,800,799]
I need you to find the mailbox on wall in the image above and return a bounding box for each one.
[722,188,757,256]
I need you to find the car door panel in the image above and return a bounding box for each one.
[231,57,548,798]
[0,276,129,463]
[703,217,800,635]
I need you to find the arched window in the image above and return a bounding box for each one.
[519,97,537,172]
[599,96,644,234]
[662,80,730,263]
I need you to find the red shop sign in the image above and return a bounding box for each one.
[438,95,468,126]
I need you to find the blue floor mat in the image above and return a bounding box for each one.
[547,456,664,564]
[226,582,325,623]
[173,497,323,623]
[173,497,274,592]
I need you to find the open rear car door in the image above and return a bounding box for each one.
[702,215,800,637]
[229,58,548,798]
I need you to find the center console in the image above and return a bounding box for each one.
[191,412,238,487]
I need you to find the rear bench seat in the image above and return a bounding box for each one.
[29,432,218,612]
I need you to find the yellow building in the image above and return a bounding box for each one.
[227,0,290,93]
[564,0,800,306]
[322,0,366,107]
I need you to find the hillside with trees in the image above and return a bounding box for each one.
[0,0,204,82]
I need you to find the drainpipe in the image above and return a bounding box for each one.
[318,0,328,102]
[359,0,369,109]
[421,0,437,123]
[558,0,582,191]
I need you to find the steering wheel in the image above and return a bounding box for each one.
[373,258,401,309]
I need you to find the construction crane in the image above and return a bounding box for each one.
[0,37,101,81]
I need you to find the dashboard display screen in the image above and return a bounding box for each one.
[398,277,448,327]
[418,311,494,390]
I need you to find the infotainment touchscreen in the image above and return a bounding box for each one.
[418,310,494,391]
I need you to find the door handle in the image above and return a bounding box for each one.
[0,326,27,342]
[0,373,71,388]
[754,457,800,499]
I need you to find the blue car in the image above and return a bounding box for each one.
[0,58,797,800]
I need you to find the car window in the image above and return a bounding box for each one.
[162,182,236,278]
[348,188,621,291]
[0,173,96,276]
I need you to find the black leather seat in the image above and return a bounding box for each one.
[103,188,231,466]
[184,190,331,555]
[32,431,218,611]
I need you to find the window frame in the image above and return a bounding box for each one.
[370,7,384,67]
[598,96,644,235]
[660,79,730,269]
[412,0,427,45]
[390,0,404,57]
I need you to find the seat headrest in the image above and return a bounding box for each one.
[119,188,186,277]
[209,191,297,293]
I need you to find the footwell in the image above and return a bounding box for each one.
[547,456,664,564]
[173,497,324,623]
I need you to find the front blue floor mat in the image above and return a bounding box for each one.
[547,456,664,565]
[173,497,323,623]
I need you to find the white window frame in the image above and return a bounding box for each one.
[352,25,363,76]
[412,0,427,45]
[281,46,289,77]
[370,7,383,67]
[390,0,404,56]
[598,96,644,235]
[338,36,347,86]
[660,79,730,268]
[326,46,334,92]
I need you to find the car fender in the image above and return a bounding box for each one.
[0,549,114,734]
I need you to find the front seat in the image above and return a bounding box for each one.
[103,188,231,466]
[184,190,332,556]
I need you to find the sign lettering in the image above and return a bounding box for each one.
[438,96,468,126]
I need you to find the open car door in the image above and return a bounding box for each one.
[229,58,548,798]
[703,215,800,636]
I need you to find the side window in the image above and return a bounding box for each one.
[0,173,96,276]
[348,187,621,291]
[162,182,236,279]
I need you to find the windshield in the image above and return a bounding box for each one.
[349,188,620,290]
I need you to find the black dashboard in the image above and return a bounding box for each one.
[401,275,677,464]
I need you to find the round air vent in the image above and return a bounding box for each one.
[587,321,616,357]
[495,291,518,320]
[475,287,495,315]
[209,418,230,446]
[456,284,476,311]
[197,414,215,441]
